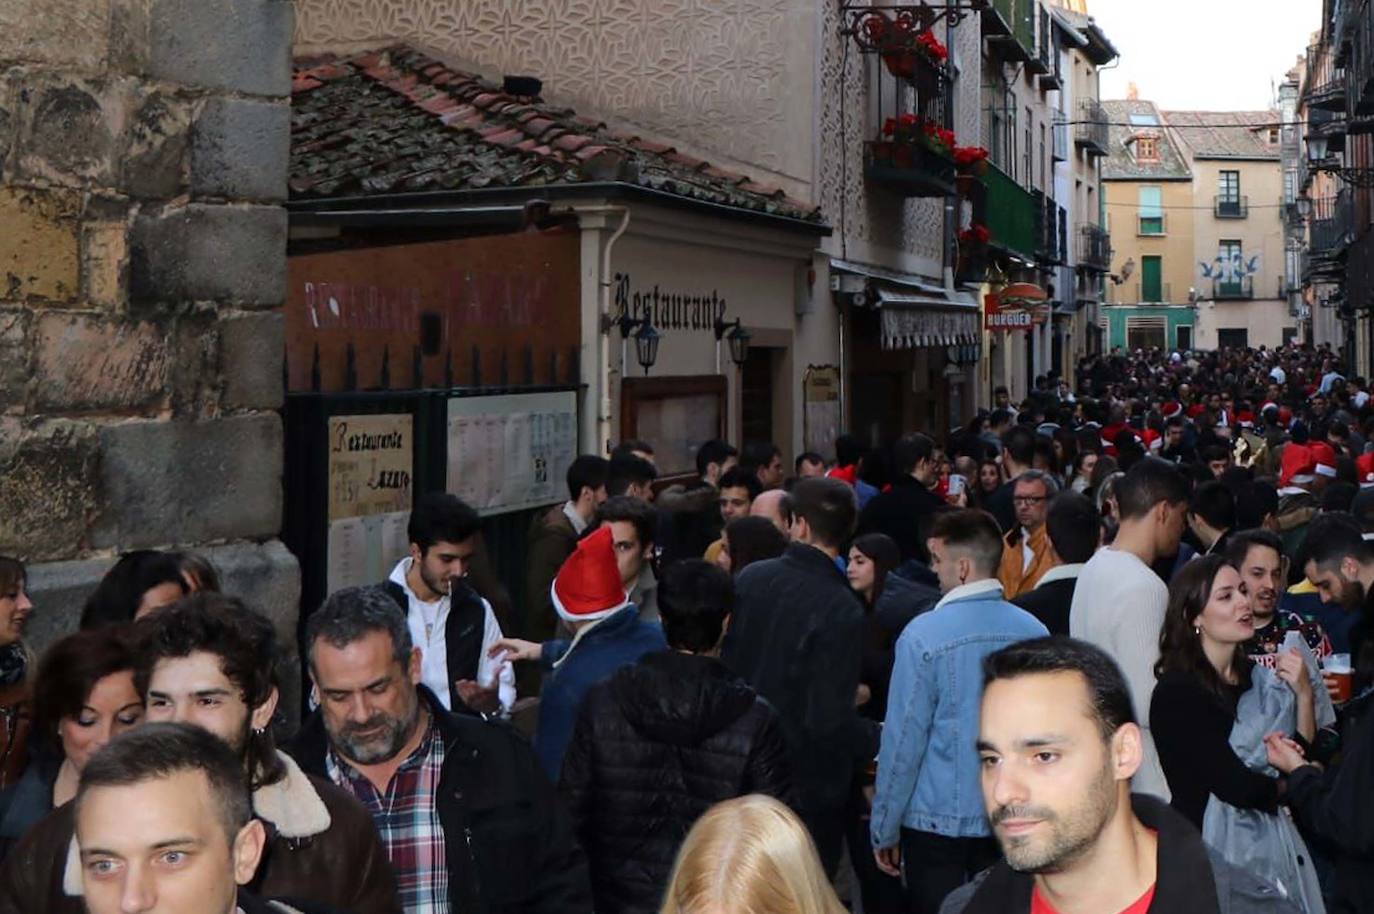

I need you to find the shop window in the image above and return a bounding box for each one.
[1217,328,1249,349]
[1126,316,1166,351]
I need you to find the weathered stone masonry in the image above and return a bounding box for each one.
[0,0,300,715]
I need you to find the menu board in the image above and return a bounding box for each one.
[325,414,414,594]
[803,365,841,459]
[446,391,578,516]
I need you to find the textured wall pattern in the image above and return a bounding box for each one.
[295,0,799,179]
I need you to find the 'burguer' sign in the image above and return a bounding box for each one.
[984,293,1046,331]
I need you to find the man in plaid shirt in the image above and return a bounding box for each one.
[289,586,592,914]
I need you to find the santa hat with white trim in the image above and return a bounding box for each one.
[551,525,631,623]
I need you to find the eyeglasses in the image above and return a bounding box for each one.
[1013,496,1048,505]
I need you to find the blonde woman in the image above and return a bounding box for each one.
[660,795,846,914]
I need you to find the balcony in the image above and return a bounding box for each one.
[1078,224,1113,271]
[1350,0,1374,115]
[1214,195,1249,219]
[1213,276,1255,300]
[1310,191,1355,259]
[1076,99,1109,156]
[1305,42,1348,111]
[865,140,956,198]
[982,161,1037,260]
[1134,282,1172,304]
[1308,105,1348,152]
[986,0,1035,62]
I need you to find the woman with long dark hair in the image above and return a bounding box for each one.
[716,517,787,578]
[79,550,188,629]
[1151,555,1328,913]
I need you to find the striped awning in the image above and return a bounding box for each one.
[876,288,981,349]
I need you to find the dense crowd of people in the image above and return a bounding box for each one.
[1,342,1373,914]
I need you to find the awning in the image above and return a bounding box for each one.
[876,288,981,349]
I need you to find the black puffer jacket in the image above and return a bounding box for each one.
[559,651,791,914]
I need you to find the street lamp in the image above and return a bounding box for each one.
[1307,133,1329,163]
[726,324,751,367]
[633,321,660,376]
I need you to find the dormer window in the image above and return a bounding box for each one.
[1134,135,1159,163]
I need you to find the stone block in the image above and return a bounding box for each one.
[191,96,289,201]
[0,309,29,412]
[220,310,284,410]
[0,0,110,72]
[21,555,113,654]
[166,311,218,414]
[200,540,302,727]
[130,203,287,306]
[0,75,15,183]
[33,312,168,411]
[80,215,130,309]
[93,413,283,549]
[121,88,191,199]
[0,186,82,302]
[147,0,293,97]
[13,75,131,187]
[0,418,101,562]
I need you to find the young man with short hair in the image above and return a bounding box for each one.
[796,451,827,478]
[1188,481,1236,557]
[1301,513,1374,695]
[527,456,611,644]
[1070,457,1190,801]
[1226,530,1331,668]
[858,432,945,564]
[0,594,401,914]
[74,723,343,914]
[741,440,785,491]
[390,492,514,715]
[606,453,658,501]
[704,466,762,565]
[596,495,660,622]
[722,476,869,875]
[941,636,1299,914]
[871,510,1047,914]
[290,587,593,914]
[656,439,738,563]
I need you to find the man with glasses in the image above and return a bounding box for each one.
[997,471,1058,599]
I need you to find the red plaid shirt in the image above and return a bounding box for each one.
[328,715,447,914]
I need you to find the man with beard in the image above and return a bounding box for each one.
[0,594,401,914]
[288,585,590,914]
[1303,514,1374,697]
[940,636,1299,914]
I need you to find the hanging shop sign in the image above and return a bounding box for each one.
[984,289,1050,331]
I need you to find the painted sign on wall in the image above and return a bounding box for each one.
[325,414,413,595]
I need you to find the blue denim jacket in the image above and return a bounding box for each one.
[870,583,1047,845]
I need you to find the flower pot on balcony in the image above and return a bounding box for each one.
[865,140,956,198]
[883,50,916,79]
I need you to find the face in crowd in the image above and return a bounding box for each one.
[410,537,477,599]
[1306,554,1367,611]
[719,486,752,524]
[1013,477,1051,531]
[63,672,143,774]
[145,652,277,758]
[977,670,1141,875]
[607,520,651,587]
[312,630,423,766]
[1235,543,1283,622]
[0,571,32,649]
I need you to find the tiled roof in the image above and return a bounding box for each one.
[1161,110,1281,160]
[1100,99,1192,181]
[290,46,823,223]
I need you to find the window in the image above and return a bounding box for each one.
[1138,186,1164,234]
[1217,240,1244,296]
[1176,325,1193,350]
[1134,135,1159,162]
[1218,170,1240,201]
[1217,328,1249,349]
[1268,128,1280,144]
[1129,113,1160,127]
[1024,106,1033,185]
[1040,122,1047,191]
[1126,316,1167,350]
[1141,255,1163,302]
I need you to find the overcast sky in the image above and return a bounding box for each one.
[1091,0,1323,111]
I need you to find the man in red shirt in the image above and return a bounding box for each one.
[938,637,1300,914]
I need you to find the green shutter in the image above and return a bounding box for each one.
[1142,256,1162,302]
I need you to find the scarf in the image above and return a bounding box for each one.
[0,643,25,688]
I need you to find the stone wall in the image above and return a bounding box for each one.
[0,0,301,716]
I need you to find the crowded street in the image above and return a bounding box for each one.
[3,1,1373,914]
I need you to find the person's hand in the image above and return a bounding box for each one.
[1275,649,1311,698]
[1321,670,1346,703]
[855,683,872,708]
[488,638,541,662]
[873,845,902,878]
[1263,731,1310,775]
[454,679,501,715]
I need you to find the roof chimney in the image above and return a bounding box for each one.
[1127,81,1139,101]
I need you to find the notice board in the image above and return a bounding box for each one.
[325,413,414,594]
[446,391,578,516]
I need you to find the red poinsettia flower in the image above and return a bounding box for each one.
[953,146,990,166]
[916,30,949,62]
[883,117,897,136]
[959,223,991,245]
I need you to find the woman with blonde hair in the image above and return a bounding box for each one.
[660,794,846,914]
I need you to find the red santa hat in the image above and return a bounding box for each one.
[551,526,630,623]
[1161,401,1182,419]
[1280,442,1315,488]
[1311,441,1339,478]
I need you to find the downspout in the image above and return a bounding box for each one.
[565,204,631,454]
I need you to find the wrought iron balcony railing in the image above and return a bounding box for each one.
[1076,99,1109,156]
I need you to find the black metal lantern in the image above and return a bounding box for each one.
[633,321,660,375]
[727,325,751,367]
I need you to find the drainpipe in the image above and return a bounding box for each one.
[564,204,631,454]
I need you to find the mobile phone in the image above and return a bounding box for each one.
[948,474,965,496]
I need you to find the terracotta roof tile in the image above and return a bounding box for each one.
[289,44,822,222]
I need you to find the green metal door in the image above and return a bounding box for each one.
[1141,255,1162,302]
